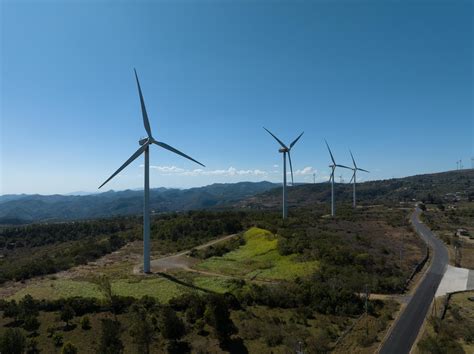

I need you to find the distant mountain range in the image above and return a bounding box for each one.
[0,181,278,224]
[1,170,472,225]
[238,169,474,210]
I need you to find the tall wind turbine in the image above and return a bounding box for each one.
[98,70,204,273]
[349,150,369,208]
[325,140,351,217]
[264,128,303,219]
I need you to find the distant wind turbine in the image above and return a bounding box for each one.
[325,140,351,217]
[349,150,369,208]
[264,128,304,219]
[98,69,204,273]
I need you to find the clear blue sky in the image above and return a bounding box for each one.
[1,0,472,194]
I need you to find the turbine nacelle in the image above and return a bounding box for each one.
[264,127,304,187]
[139,137,149,146]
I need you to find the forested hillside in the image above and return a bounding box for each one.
[0,182,276,224]
[240,169,474,210]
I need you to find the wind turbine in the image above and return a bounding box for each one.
[325,140,351,217]
[264,128,304,219]
[349,150,369,208]
[98,69,204,273]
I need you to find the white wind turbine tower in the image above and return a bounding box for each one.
[349,150,369,208]
[325,140,351,217]
[98,69,204,273]
[264,128,304,219]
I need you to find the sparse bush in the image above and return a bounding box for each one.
[62,342,78,354]
[80,315,91,330]
[53,333,64,347]
[26,338,40,354]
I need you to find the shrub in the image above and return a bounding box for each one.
[98,319,123,354]
[159,306,184,340]
[62,342,78,354]
[80,316,91,330]
[60,304,76,327]
[0,328,26,354]
[53,333,64,347]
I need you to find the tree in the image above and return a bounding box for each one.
[26,338,40,354]
[159,306,184,340]
[19,295,38,322]
[98,318,124,354]
[0,328,26,354]
[80,316,91,330]
[62,342,78,354]
[23,315,41,334]
[53,333,64,347]
[60,305,76,328]
[129,305,155,354]
[3,300,20,324]
[204,295,236,345]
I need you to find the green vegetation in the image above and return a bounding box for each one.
[0,210,249,285]
[9,277,188,303]
[422,201,474,268]
[0,218,134,284]
[243,169,474,210]
[417,291,474,354]
[0,201,429,352]
[197,227,319,281]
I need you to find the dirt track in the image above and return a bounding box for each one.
[132,233,239,274]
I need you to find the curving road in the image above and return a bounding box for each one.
[379,207,449,354]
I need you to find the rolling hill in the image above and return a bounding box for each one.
[239,169,474,210]
[0,181,277,224]
[1,169,472,224]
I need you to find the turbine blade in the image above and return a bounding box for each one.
[358,168,370,173]
[134,69,153,138]
[350,150,357,169]
[288,151,294,186]
[289,132,304,149]
[325,139,336,165]
[329,169,335,182]
[263,127,288,149]
[349,172,355,184]
[152,140,205,167]
[99,144,147,189]
[336,164,352,170]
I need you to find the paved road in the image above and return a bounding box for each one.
[379,207,449,354]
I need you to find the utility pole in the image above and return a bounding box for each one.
[399,245,403,268]
[365,284,369,337]
[313,173,316,184]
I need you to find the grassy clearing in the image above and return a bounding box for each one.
[192,275,241,294]
[9,276,188,303]
[9,280,103,301]
[196,227,318,281]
